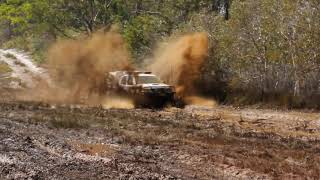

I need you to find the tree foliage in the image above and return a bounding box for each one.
[0,0,231,58]
[0,0,319,108]
[183,0,320,107]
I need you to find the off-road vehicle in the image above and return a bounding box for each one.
[105,71,178,107]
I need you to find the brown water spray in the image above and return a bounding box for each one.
[149,32,215,106]
[21,31,215,107]
[31,30,133,107]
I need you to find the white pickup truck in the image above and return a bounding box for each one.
[105,71,179,107]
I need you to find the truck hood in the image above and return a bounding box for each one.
[141,83,172,89]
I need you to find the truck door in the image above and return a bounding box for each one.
[119,76,128,91]
[125,75,136,94]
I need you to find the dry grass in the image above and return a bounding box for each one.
[4,53,17,60]
[14,60,26,67]
[49,113,90,129]
[0,62,12,74]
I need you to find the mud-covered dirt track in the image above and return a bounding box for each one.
[1,100,320,179]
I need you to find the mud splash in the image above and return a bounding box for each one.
[184,96,217,107]
[149,32,214,106]
[16,31,214,108]
[32,29,132,106]
[102,96,135,109]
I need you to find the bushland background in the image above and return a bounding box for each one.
[0,0,319,108]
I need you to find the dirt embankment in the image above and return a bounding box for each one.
[0,101,319,179]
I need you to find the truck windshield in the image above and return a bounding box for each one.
[137,76,162,84]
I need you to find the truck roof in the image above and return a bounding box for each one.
[108,71,153,78]
[137,74,156,77]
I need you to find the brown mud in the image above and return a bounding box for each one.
[1,100,319,179]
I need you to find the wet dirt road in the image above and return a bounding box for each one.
[1,101,320,179]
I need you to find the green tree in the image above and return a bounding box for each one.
[0,0,33,36]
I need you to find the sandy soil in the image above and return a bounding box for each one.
[0,99,320,180]
[0,49,49,88]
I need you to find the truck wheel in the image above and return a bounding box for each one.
[173,97,185,108]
